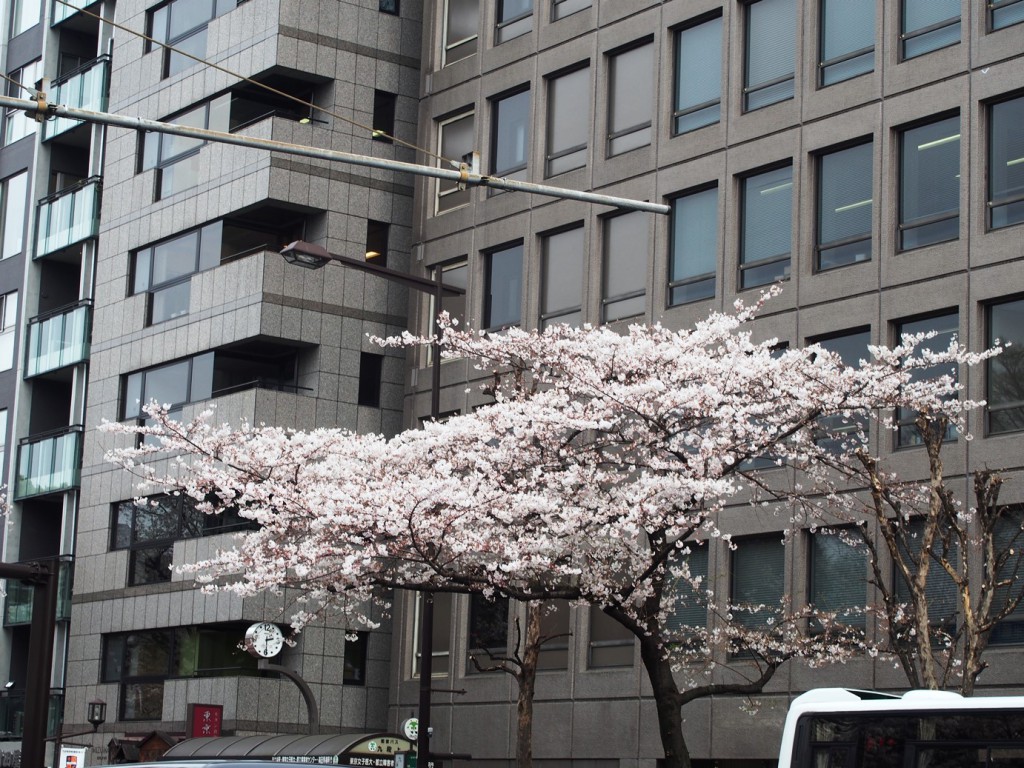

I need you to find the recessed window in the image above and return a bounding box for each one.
[467,594,509,672]
[365,220,389,265]
[673,14,722,135]
[379,0,399,14]
[817,141,873,271]
[436,110,474,213]
[731,536,784,633]
[0,172,28,261]
[894,519,958,637]
[809,532,866,631]
[988,95,1024,230]
[484,243,523,330]
[545,66,589,177]
[743,0,795,111]
[987,298,1024,435]
[496,0,532,43]
[669,186,717,306]
[358,352,384,408]
[900,0,959,60]
[147,0,237,78]
[491,89,530,180]
[551,0,589,20]
[812,329,871,453]
[602,212,648,322]
[372,90,397,142]
[443,0,479,66]
[739,165,792,290]
[899,115,960,251]
[413,593,452,676]
[343,631,369,683]
[0,291,17,372]
[819,0,874,86]
[540,226,583,328]
[989,508,1024,644]
[537,601,571,670]
[428,259,468,332]
[588,606,633,668]
[666,544,709,636]
[122,353,214,426]
[895,312,959,447]
[9,0,41,37]
[607,42,653,156]
[0,409,7,476]
[990,0,1024,30]
[3,60,42,146]
[139,96,230,200]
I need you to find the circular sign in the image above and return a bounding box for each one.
[402,717,419,741]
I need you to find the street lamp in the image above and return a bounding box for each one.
[85,700,106,731]
[280,239,465,768]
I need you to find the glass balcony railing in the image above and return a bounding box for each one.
[43,56,110,140]
[25,301,91,378]
[51,0,96,25]
[3,556,74,626]
[0,689,63,740]
[14,426,83,500]
[35,177,101,260]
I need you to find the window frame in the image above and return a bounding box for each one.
[988,93,1024,231]
[587,605,634,668]
[412,592,452,677]
[551,0,589,21]
[483,242,523,331]
[818,0,874,87]
[606,39,654,157]
[490,87,530,180]
[986,297,1024,436]
[738,163,793,290]
[900,0,960,61]
[893,310,959,448]
[0,291,17,373]
[0,171,28,261]
[989,0,1024,31]
[815,139,874,272]
[442,0,479,67]
[545,64,590,177]
[436,109,475,213]
[730,534,786,635]
[897,113,961,252]
[808,530,868,632]
[540,224,584,328]
[146,0,236,78]
[672,12,723,136]
[378,0,399,15]
[3,60,42,147]
[495,0,532,44]
[742,0,796,112]
[357,352,385,408]
[668,184,718,306]
[601,211,649,323]
[810,328,872,454]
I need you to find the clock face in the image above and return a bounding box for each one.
[245,622,285,658]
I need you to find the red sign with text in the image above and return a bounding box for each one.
[187,704,223,737]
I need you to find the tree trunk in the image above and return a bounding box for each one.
[515,602,542,768]
[638,631,690,768]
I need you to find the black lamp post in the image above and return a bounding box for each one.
[280,239,465,768]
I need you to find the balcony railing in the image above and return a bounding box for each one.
[51,0,97,25]
[4,556,74,626]
[43,56,110,140]
[14,426,83,500]
[0,689,63,740]
[25,300,91,378]
[35,177,101,260]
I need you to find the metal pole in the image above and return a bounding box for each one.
[20,561,58,768]
[0,95,669,215]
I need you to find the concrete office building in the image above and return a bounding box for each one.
[384,1,1024,767]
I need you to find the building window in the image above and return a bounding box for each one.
[112,495,254,586]
[987,298,1024,435]
[812,329,871,453]
[588,606,633,668]
[540,226,583,328]
[551,0,589,20]
[496,0,532,43]
[484,244,523,330]
[740,165,792,290]
[602,212,648,322]
[0,409,7,475]
[895,312,959,447]
[122,353,214,427]
[413,592,452,676]
[894,519,958,637]
[372,91,397,143]
[358,352,384,408]
[365,220,389,265]
[443,0,479,66]
[673,14,722,135]
[607,41,653,156]
[537,601,571,670]
[669,186,717,306]
[428,259,468,330]
[147,0,236,78]
[3,60,42,146]
[9,0,41,38]
[0,171,28,261]
[819,0,874,86]
[809,532,866,631]
[901,0,959,60]
[899,115,960,251]
[379,0,399,14]
[436,111,475,213]
[731,536,784,632]
[491,89,530,180]
[817,141,873,271]
[140,96,230,200]
[743,0,795,111]
[545,66,589,177]
[990,0,1024,30]
[989,508,1024,645]
[666,544,709,636]
[0,291,17,372]
[467,594,509,672]
[103,625,258,720]
[989,95,1024,231]
[343,632,369,683]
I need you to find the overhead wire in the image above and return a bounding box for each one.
[50,0,456,167]
[0,71,37,96]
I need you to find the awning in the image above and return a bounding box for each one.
[160,733,416,767]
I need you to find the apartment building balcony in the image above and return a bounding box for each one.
[3,556,74,626]
[35,178,101,261]
[25,300,91,379]
[51,0,100,26]
[0,689,63,740]
[43,56,110,142]
[14,426,83,500]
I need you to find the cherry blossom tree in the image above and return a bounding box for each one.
[102,291,995,768]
